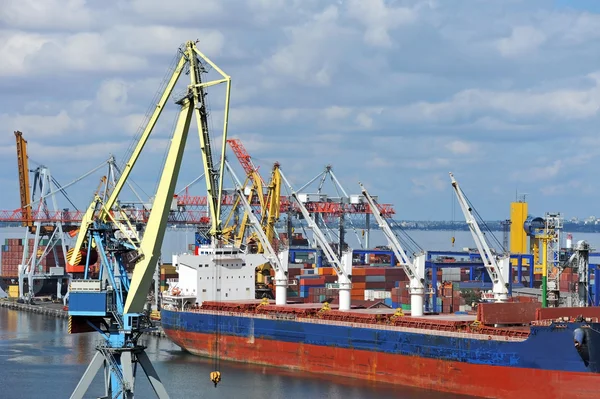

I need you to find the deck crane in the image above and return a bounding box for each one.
[449,172,510,302]
[67,40,231,398]
[280,170,353,310]
[359,183,426,317]
[226,160,289,305]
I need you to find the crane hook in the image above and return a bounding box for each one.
[210,371,221,387]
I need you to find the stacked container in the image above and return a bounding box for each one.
[1,238,66,277]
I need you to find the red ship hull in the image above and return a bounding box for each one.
[163,328,598,399]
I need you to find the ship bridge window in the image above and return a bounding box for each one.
[242,263,246,266]
[202,289,206,292]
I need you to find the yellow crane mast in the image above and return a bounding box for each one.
[14,131,32,229]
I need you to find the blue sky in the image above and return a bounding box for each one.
[1,0,600,221]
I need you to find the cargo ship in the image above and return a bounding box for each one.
[160,246,600,399]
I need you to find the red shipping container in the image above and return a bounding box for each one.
[477,302,539,325]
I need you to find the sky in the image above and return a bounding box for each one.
[1,0,600,221]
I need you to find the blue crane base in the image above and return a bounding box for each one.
[69,338,169,399]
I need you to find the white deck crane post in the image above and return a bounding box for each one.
[225,161,289,305]
[280,170,353,310]
[449,172,510,302]
[67,40,232,399]
[359,183,426,317]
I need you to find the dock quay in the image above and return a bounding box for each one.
[0,299,167,337]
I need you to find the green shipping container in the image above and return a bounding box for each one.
[401,304,411,310]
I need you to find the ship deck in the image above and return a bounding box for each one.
[169,299,534,342]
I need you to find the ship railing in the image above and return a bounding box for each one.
[185,309,528,342]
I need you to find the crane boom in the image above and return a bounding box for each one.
[280,169,352,310]
[359,183,421,281]
[226,161,289,304]
[359,182,426,317]
[14,131,32,229]
[68,54,188,271]
[449,172,510,302]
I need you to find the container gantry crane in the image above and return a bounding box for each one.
[280,170,353,310]
[67,40,231,398]
[226,160,289,305]
[449,172,510,302]
[359,183,426,317]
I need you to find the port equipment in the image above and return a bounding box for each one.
[226,161,289,305]
[359,183,426,317]
[567,240,591,307]
[280,169,353,310]
[67,40,231,398]
[449,172,510,302]
[14,131,78,301]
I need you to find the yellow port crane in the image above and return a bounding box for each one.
[66,40,231,398]
[226,139,284,297]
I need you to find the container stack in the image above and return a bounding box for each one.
[1,238,66,277]
[391,283,410,310]
[160,264,178,292]
[352,266,407,302]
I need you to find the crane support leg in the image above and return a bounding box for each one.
[338,252,353,311]
[409,254,426,317]
[124,99,193,314]
[70,352,105,399]
[71,344,169,399]
[274,249,289,306]
[137,350,169,398]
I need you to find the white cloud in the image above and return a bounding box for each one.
[260,5,351,87]
[356,113,373,129]
[396,76,600,123]
[129,0,223,23]
[0,31,50,76]
[2,0,600,220]
[103,26,225,56]
[32,32,147,73]
[96,79,130,114]
[0,111,84,142]
[27,141,123,162]
[347,0,417,47]
[410,174,446,195]
[0,0,93,30]
[323,106,352,120]
[445,140,477,155]
[496,26,546,57]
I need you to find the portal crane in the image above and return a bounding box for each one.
[449,172,510,302]
[226,161,289,305]
[359,183,426,317]
[67,40,231,398]
[280,170,353,310]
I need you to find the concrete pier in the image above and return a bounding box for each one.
[0,299,167,337]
